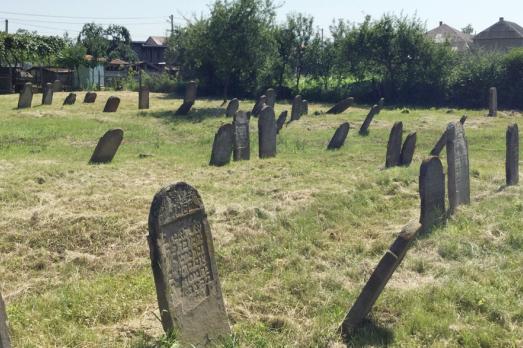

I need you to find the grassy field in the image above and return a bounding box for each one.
[0,91,521,347]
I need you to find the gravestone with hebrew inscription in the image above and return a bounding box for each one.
[89,129,124,164]
[400,132,417,166]
[103,96,120,112]
[84,92,97,103]
[385,122,403,168]
[359,105,380,135]
[139,88,150,110]
[290,95,302,121]
[0,292,10,348]
[276,111,288,134]
[252,95,267,117]
[17,82,33,109]
[175,81,198,115]
[327,122,350,150]
[63,93,76,105]
[226,98,239,117]
[488,87,497,117]
[265,88,276,107]
[233,112,250,161]
[210,124,234,166]
[148,182,231,346]
[326,97,354,115]
[506,123,519,186]
[419,157,446,231]
[258,105,277,158]
[446,122,470,213]
[42,82,53,105]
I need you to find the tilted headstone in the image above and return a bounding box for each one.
[175,81,198,115]
[210,124,234,166]
[276,111,288,134]
[400,132,417,166]
[378,97,385,112]
[419,157,446,231]
[139,88,150,110]
[265,88,276,108]
[359,105,380,135]
[84,92,97,103]
[340,222,422,337]
[327,122,350,150]
[251,95,267,117]
[459,115,467,125]
[506,123,519,186]
[326,97,354,115]
[431,116,467,156]
[226,98,239,117]
[488,87,497,117]
[42,82,53,105]
[0,292,11,348]
[89,129,124,164]
[290,95,302,121]
[52,80,62,92]
[233,111,250,161]
[302,99,309,116]
[63,93,77,105]
[385,122,403,168]
[446,122,470,213]
[258,105,277,158]
[103,96,121,112]
[148,182,231,346]
[17,82,33,109]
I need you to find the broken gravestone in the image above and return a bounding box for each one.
[446,121,470,214]
[233,111,250,161]
[103,96,121,112]
[210,124,234,166]
[139,87,150,110]
[290,95,302,121]
[385,122,403,168]
[89,129,124,164]
[148,182,231,347]
[258,105,277,158]
[400,132,417,166]
[84,92,97,103]
[0,292,11,348]
[251,95,267,117]
[17,82,33,109]
[488,87,497,117]
[359,105,380,135]
[226,98,239,117]
[42,82,53,105]
[326,97,354,115]
[63,93,76,105]
[419,156,446,232]
[276,111,288,134]
[506,123,519,186]
[265,88,276,108]
[327,122,350,150]
[175,81,198,115]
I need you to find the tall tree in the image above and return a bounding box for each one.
[286,14,314,91]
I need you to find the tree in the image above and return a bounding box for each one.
[286,13,314,91]
[274,26,295,88]
[78,23,108,63]
[77,23,136,63]
[461,24,474,35]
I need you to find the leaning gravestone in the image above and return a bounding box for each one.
[148,182,231,347]
[17,82,33,109]
[139,87,150,110]
[0,292,11,348]
[175,81,198,115]
[52,80,62,92]
[226,98,239,117]
[265,88,276,107]
[385,122,403,168]
[103,96,121,112]
[251,95,267,117]
[84,92,97,103]
[327,122,350,150]
[459,115,467,125]
[302,99,309,116]
[341,221,422,337]
[419,157,446,231]
[290,95,302,121]
[506,123,519,186]
[431,116,468,156]
[488,87,497,117]
[233,112,250,161]
[359,105,380,135]
[89,129,124,164]
[400,132,417,166]
[326,97,354,115]
[276,111,288,134]
[258,105,277,158]
[446,122,470,214]
[63,93,76,105]
[210,124,234,166]
[42,82,53,105]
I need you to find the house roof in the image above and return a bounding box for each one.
[144,36,167,47]
[426,22,473,51]
[475,18,523,41]
[109,59,129,66]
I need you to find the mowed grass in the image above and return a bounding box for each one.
[0,91,521,347]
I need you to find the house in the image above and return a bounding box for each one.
[132,36,168,69]
[426,22,473,52]
[474,18,523,52]
[28,67,74,91]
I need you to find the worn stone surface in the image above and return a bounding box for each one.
[302,99,309,115]
[89,129,124,164]
[327,122,350,150]
[139,88,150,109]
[185,81,198,103]
[326,97,354,114]
[446,122,470,213]
[103,96,121,112]
[400,132,417,166]
[63,93,77,105]
[42,83,53,105]
[258,105,277,158]
[226,98,239,117]
[359,105,380,135]
[488,87,497,117]
[290,95,302,121]
[52,80,62,92]
[385,122,403,168]
[233,112,250,161]
[419,157,446,231]
[251,95,267,117]
[84,92,97,103]
[506,123,519,186]
[17,82,33,109]
[148,182,231,347]
[210,124,234,166]
[0,292,11,348]
[276,111,288,134]
[265,88,276,107]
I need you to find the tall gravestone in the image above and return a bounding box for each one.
[0,292,11,348]
[139,87,150,110]
[233,111,250,161]
[210,124,234,166]
[251,95,267,117]
[148,182,231,347]
[17,82,33,109]
[385,122,403,168]
[42,82,53,105]
[89,129,124,164]
[265,88,276,108]
[226,98,239,117]
[276,111,288,134]
[359,105,380,135]
[488,87,497,117]
[400,132,417,166]
[506,123,519,186]
[258,105,277,158]
[326,97,354,115]
[63,93,76,105]
[290,95,302,121]
[419,157,446,232]
[446,122,470,213]
[302,99,309,116]
[175,81,198,115]
[84,92,97,103]
[103,96,121,112]
[327,122,350,150]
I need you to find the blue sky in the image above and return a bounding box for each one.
[1,0,522,40]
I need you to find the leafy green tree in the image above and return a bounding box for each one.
[286,13,314,90]
[77,23,136,63]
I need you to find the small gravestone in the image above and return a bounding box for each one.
[276,111,288,134]
[290,95,302,121]
[506,123,519,186]
[341,222,422,337]
[226,98,239,117]
[42,82,53,105]
[0,292,11,348]
[459,115,467,125]
[488,87,497,117]
[326,97,354,114]
[233,111,250,161]
[89,129,124,164]
[210,124,234,166]
[446,122,470,214]
[265,88,276,107]
[84,92,97,103]
[302,99,309,116]
[52,80,62,92]
[252,95,267,117]
[327,122,350,150]
[258,105,277,158]
[139,88,149,110]
[103,96,120,112]
[359,105,380,135]
[63,93,76,105]
[148,182,231,347]
[378,97,385,112]
[385,122,403,168]
[175,81,198,115]
[419,157,446,231]
[17,82,33,109]
[400,132,417,166]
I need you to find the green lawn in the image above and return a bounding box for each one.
[0,91,521,347]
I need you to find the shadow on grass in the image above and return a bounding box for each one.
[343,318,394,347]
[144,107,226,124]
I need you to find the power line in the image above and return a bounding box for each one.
[8,21,81,33]
[0,10,177,20]
[3,17,165,26]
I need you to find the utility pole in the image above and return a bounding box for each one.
[169,15,174,36]
[5,19,8,33]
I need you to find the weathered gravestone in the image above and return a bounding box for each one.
[103,96,121,112]
[139,88,150,110]
[251,95,267,117]
[326,97,354,115]
[400,132,417,166]
[225,98,239,117]
[265,88,276,107]
[488,87,497,117]
[378,97,385,112]
[340,221,422,337]
[419,157,446,232]
[63,93,76,105]
[17,82,33,109]
[89,129,124,164]
[327,122,350,150]
[0,292,11,348]
[506,123,519,186]
[210,124,234,166]
[459,115,467,125]
[290,95,302,121]
[42,82,53,105]
[276,111,288,134]
[431,115,468,156]
[258,105,277,158]
[359,105,380,135]
[84,92,97,103]
[302,99,309,116]
[233,112,250,161]
[446,122,470,214]
[175,81,198,115]
[52,80,62,92]
[385,122,403,168]
[148,182,231,346]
